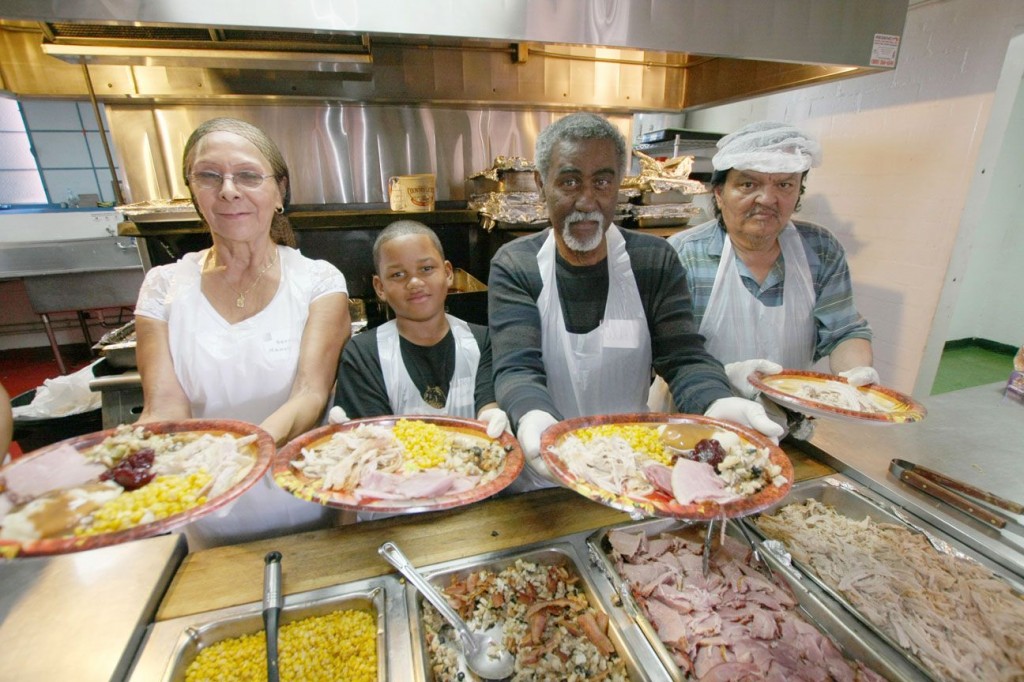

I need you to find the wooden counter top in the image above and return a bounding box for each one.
[156,444,832,621]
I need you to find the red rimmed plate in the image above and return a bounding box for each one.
[273,415,524,513]
[0,419,273,558]
[749,370,927,424]
[540,413,793,520]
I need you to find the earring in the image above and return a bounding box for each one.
[274,205,284,215]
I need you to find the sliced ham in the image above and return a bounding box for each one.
[644,463,673,495]
[1,443,106,504]
[607,529,643,559]
[355,468,475,501]
[610,526,887,681]
[670,458,741,505]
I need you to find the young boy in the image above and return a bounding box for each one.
[332,220,508,437]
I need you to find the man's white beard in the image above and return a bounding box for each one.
[561,210,606,252]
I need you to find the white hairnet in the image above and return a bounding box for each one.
[712,121,822,173]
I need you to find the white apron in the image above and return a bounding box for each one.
[538,224,653,418]
[699,222,816,369]
[169,246,301,424]
[377,315,479,418]
[515,226,654,493]
[167,246,336,550]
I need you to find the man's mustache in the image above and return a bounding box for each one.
[746,208,780,220]
[565,210,604,225]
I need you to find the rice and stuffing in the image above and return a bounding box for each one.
[185,608,377,682]
[422,559,628,681]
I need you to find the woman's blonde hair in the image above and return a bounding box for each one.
[183,117,296,246]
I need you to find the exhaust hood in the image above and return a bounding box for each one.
[0,0,908,111]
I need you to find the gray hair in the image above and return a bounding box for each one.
[535,112,627,179]
[183,117,295,246]
[372,220,445,274]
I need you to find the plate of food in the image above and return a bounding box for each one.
[749,369,927,424]
[273,416,524,513]
[0,420,274,558]
[540,413,793,520]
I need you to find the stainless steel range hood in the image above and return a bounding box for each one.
[0,0,908,111]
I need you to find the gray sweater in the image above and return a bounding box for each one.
[487,227,734,425]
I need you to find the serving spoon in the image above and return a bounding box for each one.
[379,541,515,681]
[262,551,283,682]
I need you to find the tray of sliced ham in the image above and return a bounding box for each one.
[273,416,523,513]
[746,476,1024,682]
[540,413,793,521]
[588,518,920,681]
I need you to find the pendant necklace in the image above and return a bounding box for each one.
[217,248,278,308]
[421,339,452,409]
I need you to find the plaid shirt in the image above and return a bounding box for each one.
[667,219,872,362]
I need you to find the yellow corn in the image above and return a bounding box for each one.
[77,472,211,535]
[575,424,671,465]
[392,418,450,470]
[184,609,377,682]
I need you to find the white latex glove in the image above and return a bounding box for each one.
[327,406,350,425]
[477,407,511,439]
[516,409,560,482]
[838,366,880,387]
[724,359,783,399]
[704,397,785,442]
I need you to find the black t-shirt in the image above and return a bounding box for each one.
[399,332,455,408]
[334,320,495,418]
[556,252,609,333]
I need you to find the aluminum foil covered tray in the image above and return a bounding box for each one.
[403,543,656,681]
[744,476,1024,682]
[587,517,910,682]
[128,575,403,682]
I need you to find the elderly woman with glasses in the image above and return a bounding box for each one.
[134,117,350,549]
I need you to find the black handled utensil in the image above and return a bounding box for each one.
[263,551,283,682]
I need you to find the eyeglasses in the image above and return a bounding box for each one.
[188,170,276,190]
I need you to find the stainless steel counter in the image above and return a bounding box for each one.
[0,534,186,681]
[803,382,1024,576]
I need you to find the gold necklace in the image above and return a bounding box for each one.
[221,249,278,308]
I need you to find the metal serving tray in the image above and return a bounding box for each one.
[742,475,1024,682]
[127,574,408,682]
[587,517,921,682]
[402,542,660,681]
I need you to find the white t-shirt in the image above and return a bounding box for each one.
[135,244,348,549]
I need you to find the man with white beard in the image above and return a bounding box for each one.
[488,112,784,491]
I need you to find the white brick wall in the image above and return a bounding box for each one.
[687,0,1024,397]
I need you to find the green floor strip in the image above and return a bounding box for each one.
[932,344,1015,395]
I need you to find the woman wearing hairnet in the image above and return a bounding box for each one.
[660,121,876,438]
